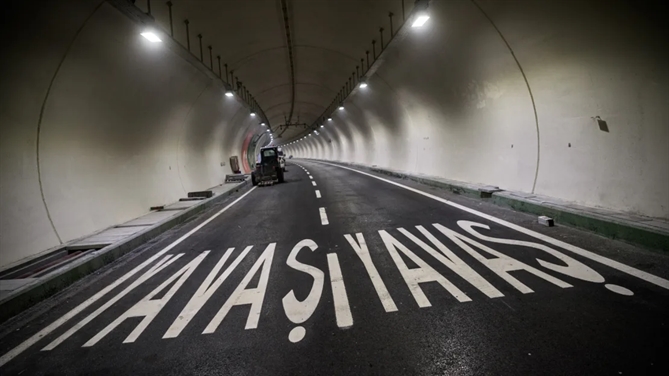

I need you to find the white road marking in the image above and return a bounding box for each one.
[457,221,604,283]
[312,181,317,187]
[83,251,208,346]
[327,253,353,328]
[434,223,572,293]
[0,186,257,366]
[203,243,276,333]
[288,326,306,343]
[164,246,254,338]
[44,253,184,350]
[283,240,325,339]
[309,176,313,179]
[315,190,321,198]
[316,161,669,291]
[379,230,471,306]
[319,207,329,225]
[605,284,634,296]
[399,226,503,298]
[344,233,397,312]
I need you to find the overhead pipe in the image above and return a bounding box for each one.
[389,12,394,36]
[166,1,173,37]
[184,19,190,51]
[208,46,213,69]
[197,34,203,61]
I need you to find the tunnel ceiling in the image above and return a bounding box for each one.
[148,0,406,141]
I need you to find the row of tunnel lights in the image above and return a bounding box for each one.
[139,4,432,148]
[139,32,268,121]
[283,9,430,148]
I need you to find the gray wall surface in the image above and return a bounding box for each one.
[287,0,669,220]
[1,0,667,269]
[0,1,257,267]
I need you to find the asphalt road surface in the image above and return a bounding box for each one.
[1,160,668,376]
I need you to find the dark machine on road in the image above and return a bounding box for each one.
[252,146,285,186]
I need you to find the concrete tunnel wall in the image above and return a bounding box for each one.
[286,0,669,220]
[0,0,259,268]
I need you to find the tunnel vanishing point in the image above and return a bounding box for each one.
[1,0,667,269]
[1,1,669,375]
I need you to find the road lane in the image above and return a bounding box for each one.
[0,160,667,375]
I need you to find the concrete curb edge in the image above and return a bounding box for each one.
[0,180,250,324]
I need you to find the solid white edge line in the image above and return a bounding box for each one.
[0,186,258,367]
[319,207,329,225]
[315,161,669,290]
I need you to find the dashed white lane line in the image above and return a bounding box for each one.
[309,176,313,179]
[312,181,317,187]
[315,190,321,198]
[319,207,329,225]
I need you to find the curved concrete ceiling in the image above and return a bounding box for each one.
[1,0,667,269]
[147,0,406,140]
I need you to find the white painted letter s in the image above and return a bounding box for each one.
[457,221,604,283]
[282,239,325,324]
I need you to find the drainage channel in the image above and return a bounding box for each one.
[0,246,105,280]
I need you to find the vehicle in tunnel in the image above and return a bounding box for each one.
[252,146,285,186]
[278,148,287,172]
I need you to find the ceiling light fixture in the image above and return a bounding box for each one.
[250,112,256,117]
[412,0,431,28]
[338,104,344,110]
[225,90,234,97]
[359,81,368,88]
[412,14,430,27]
[141,31,162,43]
[328,117,332,121]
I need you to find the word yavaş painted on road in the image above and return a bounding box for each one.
[36,220,653,351]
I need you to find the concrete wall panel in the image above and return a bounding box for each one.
[288,0,668,219]
[0,2,255,267]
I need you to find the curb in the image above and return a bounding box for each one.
[307,159,669,252]
[0,180,250,324]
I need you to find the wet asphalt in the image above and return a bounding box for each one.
[0,160,668,376]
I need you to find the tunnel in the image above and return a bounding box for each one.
[0,0,668,374]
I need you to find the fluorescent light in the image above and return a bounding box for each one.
[359,82,368,88]
[261,122,266,126]
[141,32,162,43]
[250,112,256,117]
[328,117,332,121]
[412,14,430,27]
[338,105,344,110]
[225,90,234,97]
[266,130,270,132]
[320,125,324,128]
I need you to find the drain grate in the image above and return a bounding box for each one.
[0,246,103,280]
